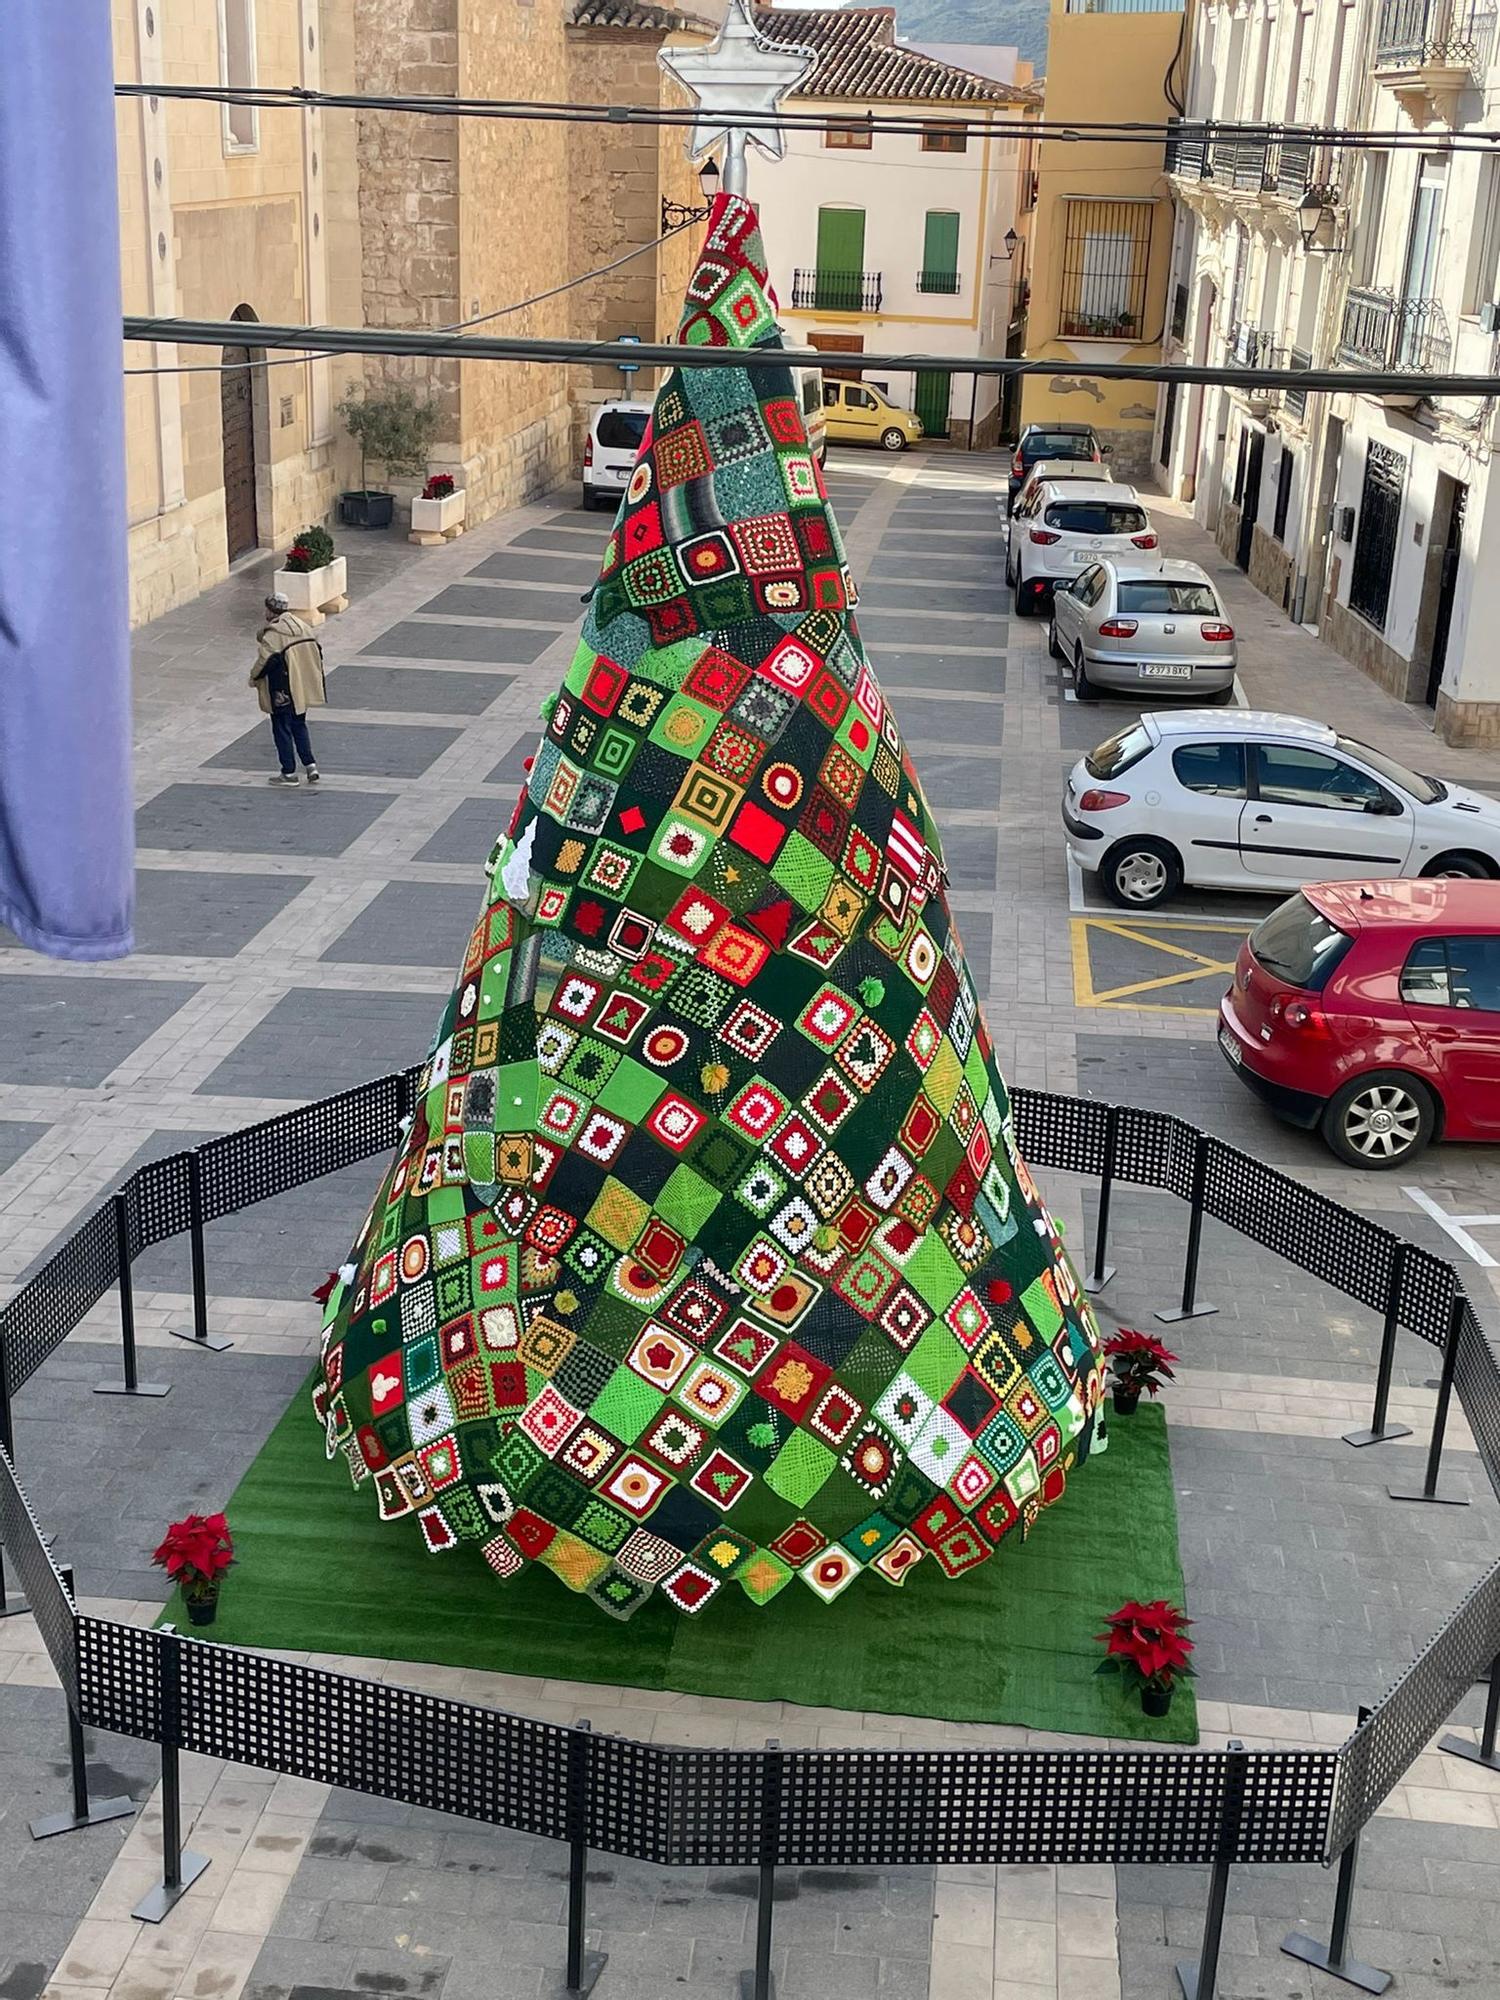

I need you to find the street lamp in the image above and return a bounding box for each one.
[661,157,723,233]
[1297,191,1328,253]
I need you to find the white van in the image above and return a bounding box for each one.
[582,400,652,510]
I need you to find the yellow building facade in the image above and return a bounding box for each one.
[1020,0,1186,480]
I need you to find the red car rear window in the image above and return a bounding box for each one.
[1249,894,1354,991]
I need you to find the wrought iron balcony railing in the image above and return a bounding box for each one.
[1339,285,1453,374]
[1165,121,1341,210]
[791,269,883,314]
[1228,322,1276,369]
[916,269,961,296]
[1375,0,1498,70]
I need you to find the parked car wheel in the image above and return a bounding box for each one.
[1072,648,1098,700]
[1014,578,1034,619]
[881,427,908,452]
[1100,836,1181,909]
[1421,851,1495,879]
[1320,1071,1436,1170]
[1005,549,1016,588]
[1046,614,1061,660]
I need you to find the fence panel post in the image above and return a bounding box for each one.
[96,1191,170,1398]
[1441,1650,1500,1772]
[1389,1293,1469,1506]
[1157,1132,1218,1325]
[133,1629,210,1921]
[1282,1710,1390,1993]
[741,1739,782,2000]
[564,1720,606,1997]
[0,1322,19,1619]
[29,1565,134,1839]
[168,1154,232,1353]
[1344,1240,1412,1447]
[1176,1741,1245,2000]
[1086,1105,1118,1292]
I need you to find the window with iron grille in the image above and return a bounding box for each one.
[921,125,967,153]
[1159,379,1178,468]
[1273,448,1295,541]
[1058,199,1154,340]
[1349,441,1407,631]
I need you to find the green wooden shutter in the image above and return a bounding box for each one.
[922,212,960,293]
[815,208,866,310]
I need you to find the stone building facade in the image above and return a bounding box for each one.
[117,0,712,628]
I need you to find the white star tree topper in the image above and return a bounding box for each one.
[659,0,818,191]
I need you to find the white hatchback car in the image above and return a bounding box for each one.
[1008,480,1157,618]
[1063,710,1500,909]
[582,400,651,510]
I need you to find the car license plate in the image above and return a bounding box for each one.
[1069,550,1092,564]
[1139,663,1193,678]
[1218,1025,1242,1067]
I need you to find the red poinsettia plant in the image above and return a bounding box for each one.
[421,472,456,501]
[152,1512,235,1604]
[1096,1599,1195,1695]
[1103,1329,1178,1398]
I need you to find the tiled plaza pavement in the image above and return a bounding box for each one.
[3,449,1500,2000]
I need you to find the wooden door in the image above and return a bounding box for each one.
[914,371,951,439]
[814,208,866,312]
[221,345,259,562]
[808,332,864,382]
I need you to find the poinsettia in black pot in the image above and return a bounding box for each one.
[1096,1599,1195,1718]
[152,1511,235,1627]
[1103,1328,1178,1415]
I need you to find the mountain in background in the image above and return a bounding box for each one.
[895,0,1049,68]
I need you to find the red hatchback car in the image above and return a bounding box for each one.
[1219,879,1500,1168]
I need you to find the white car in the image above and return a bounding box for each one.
[1004,457,1113,562]
[1063,709,1500,909]
[1008,479,1157,618]
[582,400,651,510]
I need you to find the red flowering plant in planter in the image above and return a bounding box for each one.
[1096,1599,1195,1717]
[421,472,456,501]
[282,525,336,574]
[1102,1329,1177,1414]
[152,1512,235,1627]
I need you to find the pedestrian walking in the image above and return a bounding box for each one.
[250,593,326,785]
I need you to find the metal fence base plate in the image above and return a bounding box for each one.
[94,1381,172,1398]
[1174,1957,1208,2000]
[738,1973,775,2000]
[0,1593,30,1620]
[559,1949,607,1997]
[30,1794,134,1840]
[1440,1731,1500,1771]
[132,1850,211,1922]
[1085,1264,1116,1290]
[1342,1422,1413,1447]
[1156,1303,1218,1324]
[1388,1483,1469,1506]
[1281,1929,1391,1994]
[167,1328,234,1353]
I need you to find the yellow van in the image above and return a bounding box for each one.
[822,379,923,452]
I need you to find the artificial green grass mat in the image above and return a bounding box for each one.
[179,1388,1194,1742]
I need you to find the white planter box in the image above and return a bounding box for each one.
[272,556,348,625]
[409,490,466,544]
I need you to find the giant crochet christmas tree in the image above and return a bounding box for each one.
[312,193,1106,1620]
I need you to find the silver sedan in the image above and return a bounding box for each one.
[1049,557,1239,704]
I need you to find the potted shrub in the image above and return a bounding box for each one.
[337,383,443,529]
[1096,1599,1194,1718]
[409,470,466,546]
[1103,1329,1177,1415]
[272,524,347,624]
[152,1512,235,1627]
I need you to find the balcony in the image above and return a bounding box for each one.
[916,269,962,296]
[1165,122,1340,213]
[791,269,883,314]
[1228,322,1276,368]
[1339,286,1452,395]
[1374,0,1497,121]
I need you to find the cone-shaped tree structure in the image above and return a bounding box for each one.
[314,195,1106,1618]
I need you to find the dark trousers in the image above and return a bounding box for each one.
[271,707,315,774]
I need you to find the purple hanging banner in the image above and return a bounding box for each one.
[0,6,134,959]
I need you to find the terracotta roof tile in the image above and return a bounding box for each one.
[569,0,714,32]
[755,7,1021,103]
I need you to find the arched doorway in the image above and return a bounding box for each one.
[221,304,260,563]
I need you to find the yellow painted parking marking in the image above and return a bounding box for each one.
[1070,916,1248,1014]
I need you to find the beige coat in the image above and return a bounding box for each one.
[250,612,327,716]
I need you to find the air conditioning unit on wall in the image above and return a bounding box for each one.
[1480,301,1500,335]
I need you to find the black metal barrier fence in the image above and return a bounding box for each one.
[5,1071,1500,1997]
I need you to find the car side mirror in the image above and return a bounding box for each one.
[1100,445,1113,457]
[1364,796,1400,815]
